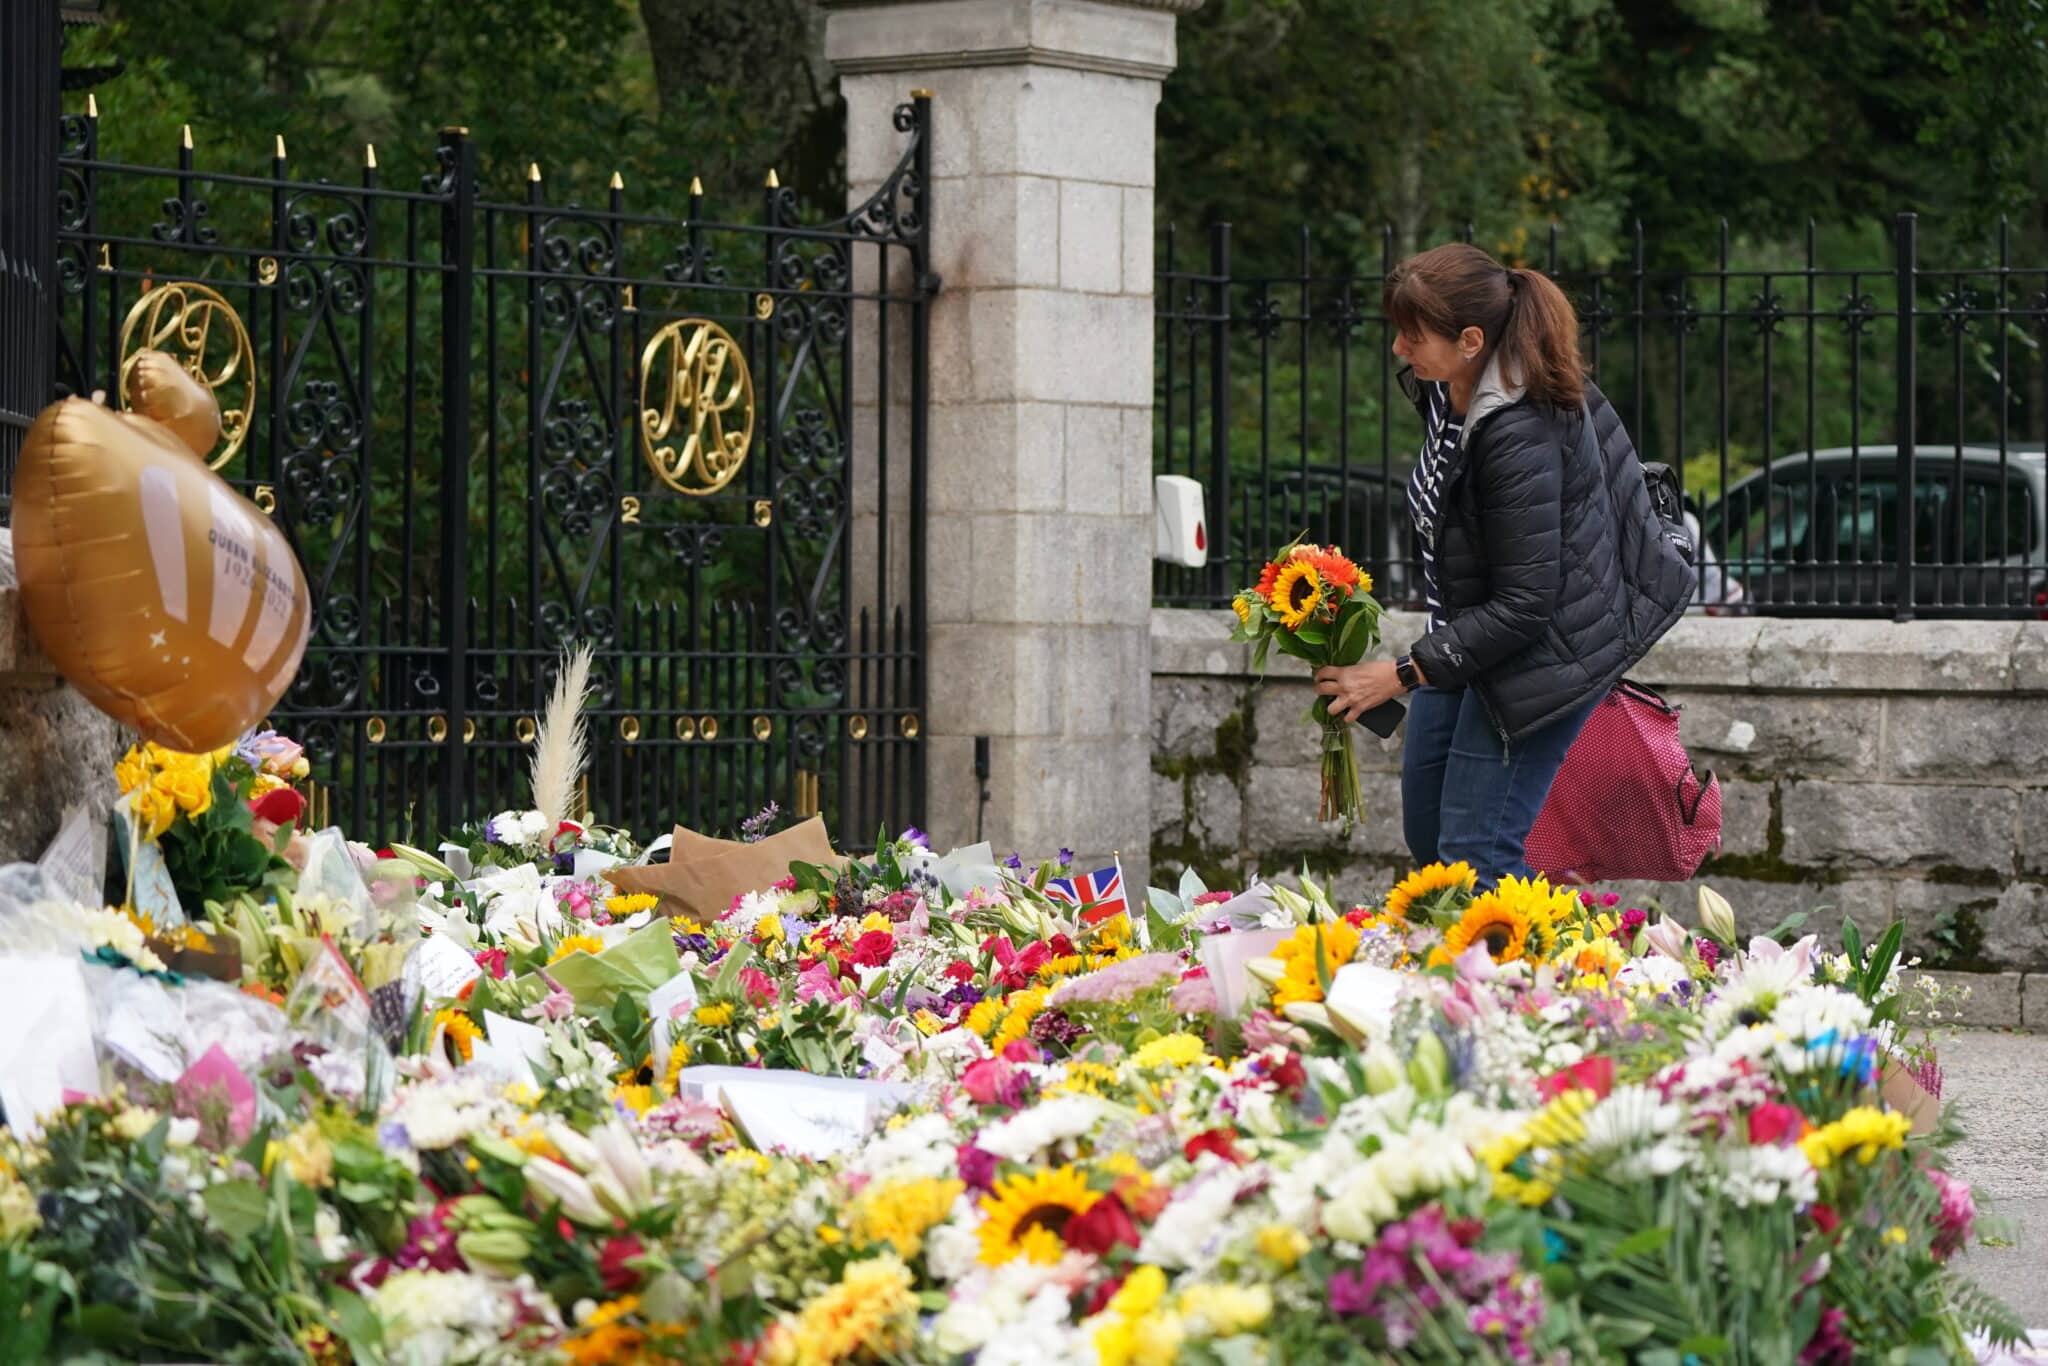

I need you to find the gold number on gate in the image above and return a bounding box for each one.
[619,495,641,524]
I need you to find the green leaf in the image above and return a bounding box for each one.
[1841,916,1866,971]
[330,1286,385,1354]
[1612,1225,1674,1259]
[202,1178,271,1241]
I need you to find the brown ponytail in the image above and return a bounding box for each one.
[1384,244,1585,411]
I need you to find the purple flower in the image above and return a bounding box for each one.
[957,1144,999,1192]
[740,802,780,843]
[1003,852,1024,871]
[901,826,931,850]
[1028,1008,1086,1048]
[942,982,986,1011]
[1057,848,1074,868]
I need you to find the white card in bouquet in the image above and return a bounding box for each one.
[99,977,188,1083]
[39,805,105,908]
[484,1010,551,1068]
[0,956,101,1137]
[415,934,483,1001]
[435,843,476,881]
[1325,962,1405,1040]
[1196,926,1292,1018]
[928,841,1004,899]
[1213,882,1285,931]
[673,1067,914,1159]
[646,972,699,1075]
[572,848,624,879]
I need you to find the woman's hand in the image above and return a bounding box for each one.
[1313,660,1406,723]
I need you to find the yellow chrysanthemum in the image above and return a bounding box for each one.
[782,1254,917,1365]
[1383,862,1478,923]
[1267,560,1325,629]
[1255,1224,1309,1268]
[1801,1105,1911,1169]
[1046,1060,1120,1098]
[433,1008,481,1063]
[549,933,606,963]
[1129,1033,1211,1070]
[848,1176,964,1259]
[1231,594,1254,627]
[977,1164,1100,1266]
[604,892,659,918]
[1268,919,1363,1008]
[1177,1282,1272,1337]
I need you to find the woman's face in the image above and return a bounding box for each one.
[1393,323,1486,382]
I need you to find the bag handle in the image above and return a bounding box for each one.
[1675,766,1715,825]
[1614,678,1677,714]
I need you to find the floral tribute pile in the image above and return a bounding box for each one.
[0,732,2027,1366]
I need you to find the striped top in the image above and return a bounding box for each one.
[1407,380,1462,630]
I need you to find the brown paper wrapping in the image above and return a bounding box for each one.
[604,815,847,922]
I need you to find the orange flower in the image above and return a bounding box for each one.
[1254,560,1283,599]
[1304,546,1367,594]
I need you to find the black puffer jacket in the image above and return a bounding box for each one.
[1403,362,1693,743]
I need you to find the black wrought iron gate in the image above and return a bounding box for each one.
[34,102,932,847]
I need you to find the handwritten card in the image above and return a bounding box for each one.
[416,934,484,1002]
[672,1067,915,1159]
[39,804,105,907]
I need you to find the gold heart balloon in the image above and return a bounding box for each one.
[12,350,310,751]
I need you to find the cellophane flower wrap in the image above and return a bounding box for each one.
[1229,538,1385,833]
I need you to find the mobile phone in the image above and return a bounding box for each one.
[1357,697,1406,738]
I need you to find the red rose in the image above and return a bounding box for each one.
[1810,1205,1841,1236]
[1266,1051,1308,1096]
[943,960,976,984]
[1183,1127,1245,1166]
[599,1234,646,1292]
[848,930,896,968]
[1064,1194,1140,1256]
[1046,933,1078,960]
[249,786,306,828]
[1746,1102,1804,1147]
[1081,1275,1126,1317]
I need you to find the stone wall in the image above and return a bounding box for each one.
[1152,607,2048,972]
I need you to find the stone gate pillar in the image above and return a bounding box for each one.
[827,0,1196,883]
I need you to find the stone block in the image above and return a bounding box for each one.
[1063,403,1126,515]
[1190,772,1242,851]
[1749,618,2021,693]
[927,623,1068,736]
[0,676,127,866]
[1014,66,1162,185]
[1717,778,1773,858]
[1250,683,1324,769]
[936,172,1060,291]
[1985,882,2048,973]
[1666,692,1881,780]
[1121,186,1153,295]
[1781,781,2017,871]
[1058,624,1148,738]
[1631,615,1760,691]
[2021,790,2048,877]
[1152,677,1240,763]
[1242,764,1404,858]
[1151,606,1265,676]
[928,400,1067,516]
[1010,289,1153,407]
[1151,769,1185,842]
[1119,407,1154,517]
[1072,521,1151,628]
[1058,179,1123,294]
[921,733,980,852]
[2013,622,2048,692]
[1919,970,2025,1028]
[924,511,974,626]
[991,733,1150,874]
[967,513,1081,625]
[1888,696,2048,780]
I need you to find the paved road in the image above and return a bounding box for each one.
[1943,1030,2048,1328]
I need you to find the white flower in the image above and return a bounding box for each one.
[974,1094,1105,1163]
[1717,1142,1818,1208]
[850,1112,958,1184]
[314,1206,350,1261]
[371,1269,517,1365]
[924,1203,983,1284]
[1141,1166,1253,1269]
[1616,953,1689,992]
[1577,1084,1689,1182]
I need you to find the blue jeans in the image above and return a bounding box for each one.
[1400,686,1599,886]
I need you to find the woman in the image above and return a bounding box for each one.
[1313,243,1693,886]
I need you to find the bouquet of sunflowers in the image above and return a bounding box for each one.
[1230,538,1385,833]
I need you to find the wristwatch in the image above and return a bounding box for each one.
[1394,655,1422,693]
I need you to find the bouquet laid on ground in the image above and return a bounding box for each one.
[1229,537,1386,833]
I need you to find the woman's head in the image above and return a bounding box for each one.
[1384,243,1585,410]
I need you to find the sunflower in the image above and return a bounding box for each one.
[433,1008,481,1064]
[1383,862,1479,925]
[976,1165,1100,1266]
[1439,897,1536,964]
[661,1040,692,1096]
[1267,560,1326,629]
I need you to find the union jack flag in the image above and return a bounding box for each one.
[1043,861,1129,926]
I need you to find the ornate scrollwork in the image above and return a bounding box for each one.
[285,189,369,258]
[117,280,255,469]
[638,318,754,495]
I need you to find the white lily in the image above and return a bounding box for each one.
[525,1157,609,1227]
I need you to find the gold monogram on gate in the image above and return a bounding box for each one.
[117,281,256,471]
[638,318,754,496]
